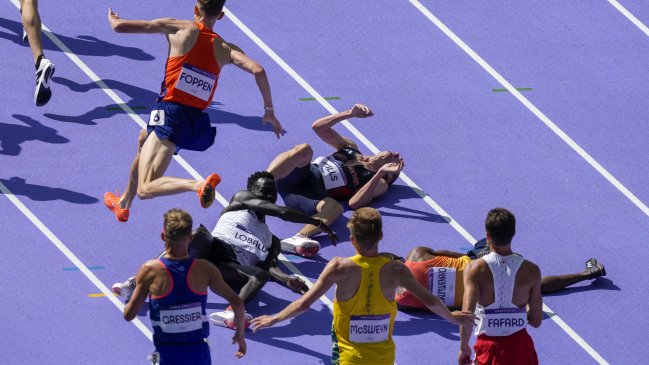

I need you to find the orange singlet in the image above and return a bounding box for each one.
[161,22,221,110]
[396,255,471,308]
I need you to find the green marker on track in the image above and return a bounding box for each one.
[492,87,532,92]
[300,96,340,101]
[106,105,147,111]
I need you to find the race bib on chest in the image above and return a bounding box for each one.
[149,110,165,126]
[427,267,456,306]
[175,63,217,101]
[349,314,390,343]
[158,302,203,334]
[231,223,269,263]
[313,156,345,190]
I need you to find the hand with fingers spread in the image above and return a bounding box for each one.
[379,159,405,175]
[232,331,247,358]
[250,315,278,332]
[349,103,373,118]
[450,310,478,327]
[262,109,285,138]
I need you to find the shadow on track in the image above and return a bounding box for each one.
[0,114,68,156]
[0,176,98,204]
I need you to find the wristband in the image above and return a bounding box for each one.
[264,105,274,112]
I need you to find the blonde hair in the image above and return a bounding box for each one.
[347,207,382,248]
[163,208,193,247]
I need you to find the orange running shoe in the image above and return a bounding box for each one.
[197,173,221,208]
[104,191,129,222]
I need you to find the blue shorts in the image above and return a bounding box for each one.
[154,341,211,365]
[147,101,216,152]
[276,164,328,216]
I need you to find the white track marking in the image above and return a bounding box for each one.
[0,181,153,340]
[225,3,609,364]
[608,0,649,37]
[407,0,649,223]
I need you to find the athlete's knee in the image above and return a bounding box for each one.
[136,183,154,200]
[137,129,148,150]
[249,271,270,286]
[292,143,313,164]
[21,0,39,26]
[319,197,344,218]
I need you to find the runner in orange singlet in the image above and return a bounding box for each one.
[104,0,285,222]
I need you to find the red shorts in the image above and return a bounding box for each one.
[474,329,538,365]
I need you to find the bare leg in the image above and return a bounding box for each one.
[20,0,43,62]
[541,269,598,294]
[136,132,201,199]
[119,129,148,209]
[297,197,343,237]
[266,143,312,179]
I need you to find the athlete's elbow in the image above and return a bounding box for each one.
[528,317,542,328]
[123,311,136,322]
[251,64,265,75]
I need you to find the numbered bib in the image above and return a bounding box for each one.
[231,223,269,264]
[149,109,165,126]
[158,302,203,334]
[175,63,217,101]
[481,307,527,336]
[427,267,456,307]
[313,156,345,190]
[349,314,390,343]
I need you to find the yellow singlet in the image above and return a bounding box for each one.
[332,254,397,365]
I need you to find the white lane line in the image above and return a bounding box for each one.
[406,1,609,363]
[224,8,476,245]
[225,4,609,365]
[407,0,649,222]
[8,0,324,328]
[0,181,153,341]
[608,0,649,37]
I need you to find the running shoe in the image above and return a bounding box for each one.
[197,173,221,208]
[281,235,320,257]
[34,57,55,106]
[585,258,606,279]
[22,28,28,43]
[210,309,253,330]
[104,191,129,222]
[112,277,136,302]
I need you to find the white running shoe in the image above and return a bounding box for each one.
[112,277,136,302]
[210,309,253,330]
[22,28,28,43]
[281,235,320,257]
[35,58,55,106]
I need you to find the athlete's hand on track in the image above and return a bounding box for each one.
[262,110,285,138]
[458,344,473,365]
[251,315,278,332]
[450,310,478,327]
[287,276,309,295]
[318,221,340,246]
[232,332,246,358]
[349,103,373,118]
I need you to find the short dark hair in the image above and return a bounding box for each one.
[347,207,382,248]
[197,0,226,16]
[485,208,516,246]
[247,171,275,191]
[163,208,193,246]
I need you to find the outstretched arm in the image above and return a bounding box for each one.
[227,43,284,138]
[312,104,374,150]
[227,192,339,244]
[251,257,343,331]
[107,8,190,34]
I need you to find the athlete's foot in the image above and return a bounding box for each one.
[281,234,320,257]
[112,277,136,302]
[585,258,606,279]
[34,57,55,106]
[197,173,221,208]
[210,309,253,330]
[104,191,129,222]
